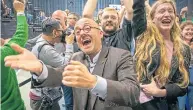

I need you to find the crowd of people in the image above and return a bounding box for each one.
[1,0,193,110]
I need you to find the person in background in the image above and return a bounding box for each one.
[26,9,77,110]
[144,0,152,18]
[37,11,47,22]
[65,9,70,16]
[96,9,103,26]
[29,17,74,110]
[1,0,12,18]
[0,38,10,46]
[52,10,77,110]
[1,0,28,110]
[82,0,143,52]
[26,10,70,52]
[0,38,5,46]
[67,12,80,30]
[178,20,193,110]
[180,6,193,23]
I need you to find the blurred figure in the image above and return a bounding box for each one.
[0,38,5,46]
[180,6,193,23]
[67,12,80,30]
[37,11,47,22]
[178,20,193,110]
[1,0,12,18]
[181,21,193,45]
[52,10,76,110]
[64,9,70,16]
[96,9,103,26]
[29,18,66,110]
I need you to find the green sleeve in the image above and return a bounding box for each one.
[1,15,28,61]
[181,17,187,23]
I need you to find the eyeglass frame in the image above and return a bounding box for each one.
[74,25,101,36]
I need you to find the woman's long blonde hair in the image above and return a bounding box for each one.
[135,0,189,88]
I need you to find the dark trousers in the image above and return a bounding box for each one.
[30,99,60,110]
[62,85,73,110]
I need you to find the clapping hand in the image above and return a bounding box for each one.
[62,61,97,89]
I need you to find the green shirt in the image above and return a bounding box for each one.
[1,15,28,110]
[181,17,193,23]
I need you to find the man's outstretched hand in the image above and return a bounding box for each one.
[4,43,43,75]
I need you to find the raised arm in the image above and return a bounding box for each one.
[1,0,28,60]
[82,0,97,18]
[145,0,151,16]
[180,6,188,23]
[118,0,133,43]
[132,0,147,38]
[123,0,133,20]
[118,6,126,24]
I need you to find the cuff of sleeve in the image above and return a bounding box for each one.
[66,44,74,53]
[32,61,48,83]
[164,84,172,99]
[17,12,25,16]
[91,75,107,99]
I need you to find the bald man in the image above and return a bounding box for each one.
[52,10,67,30]
[52,10,74,110]
[9,18,140,110]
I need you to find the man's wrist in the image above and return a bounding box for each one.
[156,88,166,97]
[66,42,73,44]
[17,12,25,16]
[90,75,97,89]
[36,61,43,75]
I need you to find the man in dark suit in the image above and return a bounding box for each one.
[4,18,140,110]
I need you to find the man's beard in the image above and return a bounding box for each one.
[102,25,117,35]
[102,21,118,35]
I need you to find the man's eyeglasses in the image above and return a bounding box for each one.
[74,25,100,36]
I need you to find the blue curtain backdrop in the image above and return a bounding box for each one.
[4,0,193,18]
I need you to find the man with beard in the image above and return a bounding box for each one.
[82,0,146,51]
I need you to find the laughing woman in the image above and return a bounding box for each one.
[132,0,191,110]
